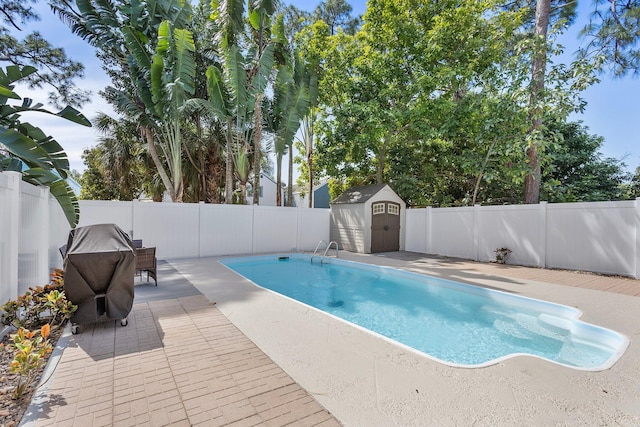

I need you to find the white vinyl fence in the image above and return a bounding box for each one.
[0,171,331,305]
[3,170,640,309]
[77,200,330,259]
[405,201,640,278]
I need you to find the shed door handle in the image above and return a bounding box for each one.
[383,225,389,231]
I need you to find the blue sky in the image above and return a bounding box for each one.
[16,0,640,174]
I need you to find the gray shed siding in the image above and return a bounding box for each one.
[330,185,406,254]
[330,204,365,253]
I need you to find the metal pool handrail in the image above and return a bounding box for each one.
[320,241,339,264]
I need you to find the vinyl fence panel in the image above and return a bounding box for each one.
[133,201,200,259]
[405,208,428,254]
[430,207,476,260]
[477,204,544,267]
[49,201,71,270]
[546,201,637,276]
[297,208,331,251]
[78,200,133,234]
[18,180,49,295]
[199,203,254,256]
[253,206,299,253]
[0,172,20,303]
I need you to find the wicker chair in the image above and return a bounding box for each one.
[135,247,157,285]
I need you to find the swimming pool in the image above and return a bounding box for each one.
[220,255,628,370]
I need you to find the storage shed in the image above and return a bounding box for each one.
[330,184,406,253]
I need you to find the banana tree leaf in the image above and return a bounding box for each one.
[165,0,193,28]
[249,9,261,30]
[156,20,170,55]
[173,28,196,96]
[0,85,20,100]
[122,26,153,71]
[226,45,248,119]
[0,125,70,174]
[206,65,232,119]
[22,167,80,227]
[250,43,274,97]
[151,53,165,114]
[56,106,92,126]
[1,65,37,85]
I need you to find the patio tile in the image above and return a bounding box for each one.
[31,281,341,427]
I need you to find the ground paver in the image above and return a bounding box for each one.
[31,290,340,426]
[26,253,640,426]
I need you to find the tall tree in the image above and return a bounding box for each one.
[79,113,145,200]
[0,0,89,107]
[54,0,197,202]
[580,0,640,75]
[267,50,313,206]
[524,0,551,204]
[313,0,361,35]
[541,120,632,202]
[206,0,276,204]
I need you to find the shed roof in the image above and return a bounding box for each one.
[331,183,388,205]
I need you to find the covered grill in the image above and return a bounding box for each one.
[63,224,135,333]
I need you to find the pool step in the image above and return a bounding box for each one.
[537,313,573,335]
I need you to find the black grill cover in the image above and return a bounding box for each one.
[63,224,135,324]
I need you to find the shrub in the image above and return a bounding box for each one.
[0,324,53,399]
[1,269,76,331]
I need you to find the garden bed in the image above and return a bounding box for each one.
[0,323,66,426]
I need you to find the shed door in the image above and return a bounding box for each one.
[371,202,400,253]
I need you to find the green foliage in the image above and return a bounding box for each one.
[56,0,197,202]
[79,113,146,200]
[541,121,632,202]
[206,0,277,204]
[580,0,640,75]
[299,0,608,207]
[0,0,89,108]
[312,0,361,35]
[1,269,77,331]
[0,65,90,226]
[2,324,53,399]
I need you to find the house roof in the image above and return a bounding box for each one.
[259,173,277,185]
[331,184,388,205]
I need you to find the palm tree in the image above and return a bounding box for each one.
[91,113,145,200]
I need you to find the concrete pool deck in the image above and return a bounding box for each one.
[27,252,639,426]
[173,252,640,426]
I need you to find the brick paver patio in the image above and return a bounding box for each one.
[24,253,639,426]
[32,295,340,427]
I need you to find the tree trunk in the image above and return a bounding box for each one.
[308,150,314,208]
[524,0,550,204]
[306,114,314,208]
[376,136,388,184]
[276,153,283,206]
[225,118,234,204]
[253,95,263,205]
[143,126,176,202]
[287,144,293,206]
[472,140,496,205]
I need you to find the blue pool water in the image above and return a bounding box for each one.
[220,255,628,370]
